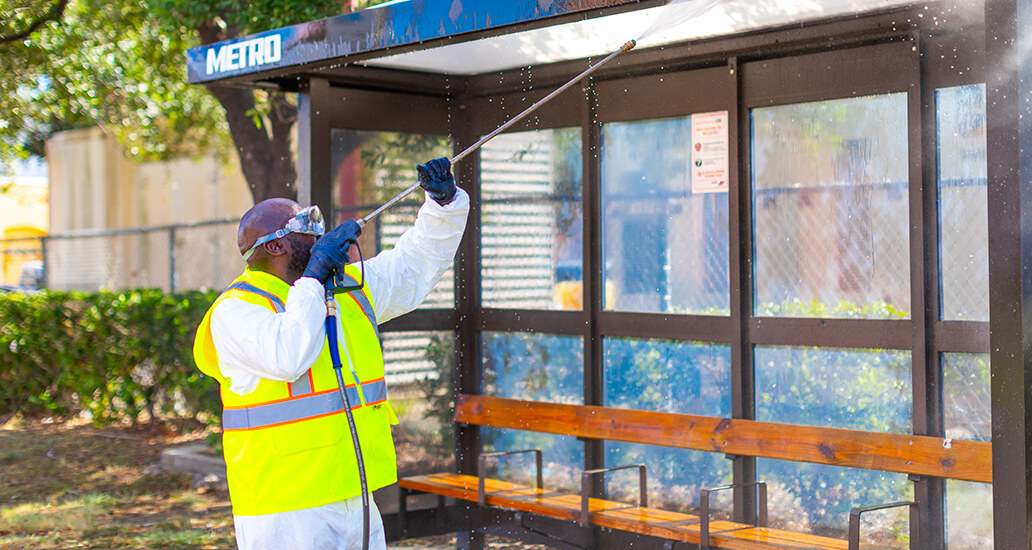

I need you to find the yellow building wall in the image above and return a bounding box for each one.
[0,178,48,286]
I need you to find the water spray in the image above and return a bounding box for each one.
[355,39,637,229]
[350,0,727,229]
[320,43,636,550]
[319,3,731,548]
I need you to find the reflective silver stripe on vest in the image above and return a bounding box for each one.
[223,378,388,430]
[223,387,361,430]
[337,272,378,339]
[289,372,313,396]
[363,379,387,404]
[227,281,286,312]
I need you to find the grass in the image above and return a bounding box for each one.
[0,493,112,534]
[0,414,235,549]
[0,397,541,550]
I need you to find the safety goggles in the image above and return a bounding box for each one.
[241,205,325,261]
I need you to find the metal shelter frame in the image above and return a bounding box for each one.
[188,0,1032,547]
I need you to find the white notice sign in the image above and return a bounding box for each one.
[691,111,729,194]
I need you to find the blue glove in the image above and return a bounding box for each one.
[303,219,362,284]
[416,157,456,205]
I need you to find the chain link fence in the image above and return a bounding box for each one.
[752,178,988,320]
[1,219,241,293]
[0,215,452,387]
[753,181,911,316]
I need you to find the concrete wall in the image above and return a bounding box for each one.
[45,127,254,291]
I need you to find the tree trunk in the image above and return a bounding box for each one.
[198,20,298,204]
[205,85,297,203]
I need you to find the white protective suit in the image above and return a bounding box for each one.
[209,188,469,550]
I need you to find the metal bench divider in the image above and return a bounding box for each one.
[700,481,768,550]
[580,464,648,526]
[847,501,916,550]
[477,449,543,507]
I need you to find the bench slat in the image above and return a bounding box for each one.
[399,473,847,550]
[455,394,992,483]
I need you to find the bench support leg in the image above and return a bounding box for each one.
[456,530,485,550]
[398,486,409,540]
[457,502,486,550]
[847,501,916,550]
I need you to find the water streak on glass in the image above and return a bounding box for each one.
[754,345,912,433]
[751,94,910,318]
[481,331,584,491]
[937,84,988,322]
[602,116,730,314]
[942,352,991,443]
[941,350,992,548]
[946,479,993,549]
[757,458,911,543]
[603,337,730,416]
[602,337,731,511]
[482,331,583,403]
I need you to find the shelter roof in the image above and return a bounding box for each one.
[186,0,922,89]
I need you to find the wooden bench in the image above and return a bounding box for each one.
[399,394,992,549]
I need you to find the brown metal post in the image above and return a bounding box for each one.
[985,0,1032,547]
[297,78,334,217]
[583,80,607,505]
[908,30,943,550]
[728,55,757,524]
[453,91,485,550]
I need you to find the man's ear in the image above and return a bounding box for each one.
[264,239,287,256]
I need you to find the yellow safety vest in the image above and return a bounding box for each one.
[193,266,398,516]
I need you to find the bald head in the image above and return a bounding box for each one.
[238,198,301,257]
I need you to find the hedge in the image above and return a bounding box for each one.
[0,288,221,425]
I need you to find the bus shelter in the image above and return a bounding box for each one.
[187,1,1031,548]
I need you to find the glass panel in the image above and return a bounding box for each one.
[755,346,911,433]
[943,352,991,442]
[603,338,730,512]
[481,331,583,491]
[481,128,583,310]
[937,84,988,321]
[942,352,992,548]
[605,441,731,513]
[482,331,583,404]
[757,458,911,543]
[382,331,455,474]
[482,428,583,493]
[751,94,910,318]
[601,116,730,314]
[603,337,730,417]
[330,129,454,308]
[946,479,993,549]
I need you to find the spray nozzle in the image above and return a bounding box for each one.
[621,39,637,52]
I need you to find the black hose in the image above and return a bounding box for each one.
[325,299,371,550]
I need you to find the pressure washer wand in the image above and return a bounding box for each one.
[356,39,637,229]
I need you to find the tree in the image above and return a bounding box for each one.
[149,0,362,202]
[0,0,69,44]
[0,0,384,203]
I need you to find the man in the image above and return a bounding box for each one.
[193,158,468,550]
